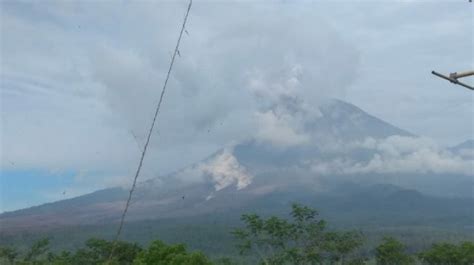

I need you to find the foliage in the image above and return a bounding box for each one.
[76,238,142,264]
[2,204,474,265]
[0,246,18,264]
[418,241,474,265]
[24,238,50,263]
[133,240,213,265]
[375,237,414,265]
[232,203,364,265]
[1,238,141,265]
[2,214,473,258]
[323,231,365,264]
[213,257,238,265]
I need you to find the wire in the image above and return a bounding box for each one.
[107,0,193,262]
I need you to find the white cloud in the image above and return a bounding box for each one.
[2,0,361,177]
[456,149,474,160]
[310,136,473,176]
[254,110,310,148]
[246,63,327,148]
[354,135,438,156]
[246,64,304,105]
[350,150,471,175]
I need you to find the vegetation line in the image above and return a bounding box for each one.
[2,204,473,264]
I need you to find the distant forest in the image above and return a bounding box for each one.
[1,204,473,265]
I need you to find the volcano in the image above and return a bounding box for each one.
[1,99,472,235]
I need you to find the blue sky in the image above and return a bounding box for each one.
[1,170,75,211]
[0,0,472,212]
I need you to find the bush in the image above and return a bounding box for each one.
[232,203,364,265]
[133,240,213,265]
[418,241,474,265]
[375,237,414,265]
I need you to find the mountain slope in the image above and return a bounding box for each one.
[450,139,474,159]
[311,99,413,140]
[1,99,472,234]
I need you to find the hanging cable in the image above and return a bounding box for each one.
[107,0,192,262]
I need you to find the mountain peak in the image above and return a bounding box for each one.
[449,139,474,159]
[451,139,474,150]
[304,99,413,142]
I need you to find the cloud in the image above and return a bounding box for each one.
[310,135,473,176]
[246,64,304,107]
[85,2,360,160]
[254,110,310,148]
[350,150,471,175]
[353,135,437,156]
[0,1,363,179]
[455,149,474,160]
[246,63,324,147]
[331,1,474,144]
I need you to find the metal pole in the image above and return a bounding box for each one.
[432,71,474,90]
[449,70,474,79]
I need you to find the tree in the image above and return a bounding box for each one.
[418,241,474,265]
[458,242,474,265]
[323,231,364,264]
[232,203,364,265]
[39,238,141,265]
[69,238,141,265]
[0,246,18,264]
[47,250,73,265]
[24,238,50,263]
[133,239,213,265]
[1,237,213,265]
[214,257,237,265]
[0,238,53,265]
[375,237,414,265]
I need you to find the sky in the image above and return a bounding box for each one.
[0,0,473,212]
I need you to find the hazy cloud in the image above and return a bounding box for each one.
[310,136,473,176]
[254,110,310,148]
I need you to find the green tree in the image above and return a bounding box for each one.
[69,238,141,265]
[375,237,414,265]
[232,203,363,265]
[40,238,141,265]
[458,242,474,265]
[47,250,73,265]
[1,238,53,265]
[323,231,364,264]
[214,257,237,265]
[24,238,50,263]
[418,241,474,265]
[0,246,18,264]
[133,239,213,265]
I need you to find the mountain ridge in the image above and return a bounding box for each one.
[1,99,472,234]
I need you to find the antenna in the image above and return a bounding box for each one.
[431,70,474,90]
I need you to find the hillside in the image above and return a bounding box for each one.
[1,99,472,245]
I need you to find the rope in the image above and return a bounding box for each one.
[107,0,193,262]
